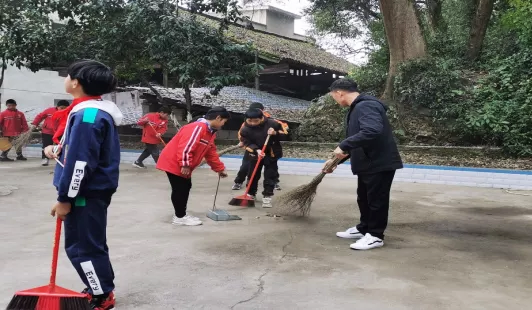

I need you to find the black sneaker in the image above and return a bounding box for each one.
[232,183,242,190]
[16,155,27,161]
[0,156,14,162]
[132,161,146,169]
[275,183,282,191]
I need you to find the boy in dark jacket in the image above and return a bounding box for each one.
[239,108,287,207]
[325,78,403,251]
[232,102,288,191]
[133,106,171,168]
[0,99,29,161]
[45,60,121,310]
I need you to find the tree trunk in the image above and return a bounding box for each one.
[380,0,427,100]
[183,84,192,122]
[427,0,444,34]
[466,0,495,62]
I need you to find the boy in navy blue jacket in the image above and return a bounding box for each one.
[45,60,122,310]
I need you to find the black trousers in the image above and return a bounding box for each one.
[355,170,396,239]
[234,152,251,184]
[248,156,278,197]
[166,172,192,218]
[136,143,159,163]
[235,152,280,185]
[42,133,54,159]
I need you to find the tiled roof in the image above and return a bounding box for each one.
[128,85,311,123]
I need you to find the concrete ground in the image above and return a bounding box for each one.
[1,160,531,310]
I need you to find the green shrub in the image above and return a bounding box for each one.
[294,95,347,142]
[393,57,465,120]
[464,49,532,156]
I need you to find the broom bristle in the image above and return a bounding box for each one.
[11,129,34,152]
[6,295,91,310]
[200,144,240,167]
[272,173,326,216]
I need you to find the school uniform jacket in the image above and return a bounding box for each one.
[156,119,225,178]
[239,118,287,158]
[0,109,29,137]
[53,99,123,203]
[137,112,168,144]
[32,107,58,135]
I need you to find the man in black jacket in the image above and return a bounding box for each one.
[324,79,403,250]
[240,108,287,207]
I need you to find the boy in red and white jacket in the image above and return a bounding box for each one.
[133,106,171,168]
[157,107,229,226]
[32,100,70,166]
[0,99,29,161]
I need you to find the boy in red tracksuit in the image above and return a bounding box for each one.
[133,106,171,168]
[32,100,70,166]
[157,107,230,226]
[0,99,29,161]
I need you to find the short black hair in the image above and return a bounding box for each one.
[329,78,358,92]
[67,60,117,96]
[6,99,16,105]
[245,108,263,119]
[249,102,264,110]
[159,106,172,114]
[57,100,70,107]
[204,106,231,120]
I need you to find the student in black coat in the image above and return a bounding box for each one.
[239,108,287,207]
[324,78,403,250]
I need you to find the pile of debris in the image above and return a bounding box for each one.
[294,95,347,142]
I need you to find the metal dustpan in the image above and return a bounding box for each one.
[207,176,242,221]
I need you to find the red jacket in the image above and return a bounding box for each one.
[32,107,58,135]
[156,120,225,178]
[0,109,29,137]
[137,113,168,144]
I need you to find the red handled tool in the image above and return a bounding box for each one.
[229,134,271,208]
[7,218,91,309]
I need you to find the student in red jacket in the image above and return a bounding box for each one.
[133,106,171,169]
[32,100,70,166]
[157,107,229,226]
[0,99,29,161]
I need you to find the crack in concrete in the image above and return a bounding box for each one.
[230,269,269,310]
[280,230,294,262]
[230,231,294,309]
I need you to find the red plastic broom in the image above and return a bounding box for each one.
[229,134,271,208]
[6,218,91,310]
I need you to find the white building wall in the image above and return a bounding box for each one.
[0,66,70,120]
[265,10,295,38]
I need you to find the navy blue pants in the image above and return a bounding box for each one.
[64,195,115,295]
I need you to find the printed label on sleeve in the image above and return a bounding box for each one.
[68,160,87,197]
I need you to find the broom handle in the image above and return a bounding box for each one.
[243,134,271,196]
[149,123,167,146]
[49,217,62,289]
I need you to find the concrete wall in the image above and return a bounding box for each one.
[242,9,267,25]
[0,66,70,120]
[265,10,295,38]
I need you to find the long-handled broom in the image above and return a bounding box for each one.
[11,125,36,154]
[6,218,91,310]
[148,123,167,146]
[229,134,271,208]
[272,155,343,217]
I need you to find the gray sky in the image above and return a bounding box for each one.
[244,0,366,64]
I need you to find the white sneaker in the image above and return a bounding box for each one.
[350,233,384,250]
[336,226,364,239]
[41,158,49,166]
[172,215,203,226]
[262,197,272,208]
